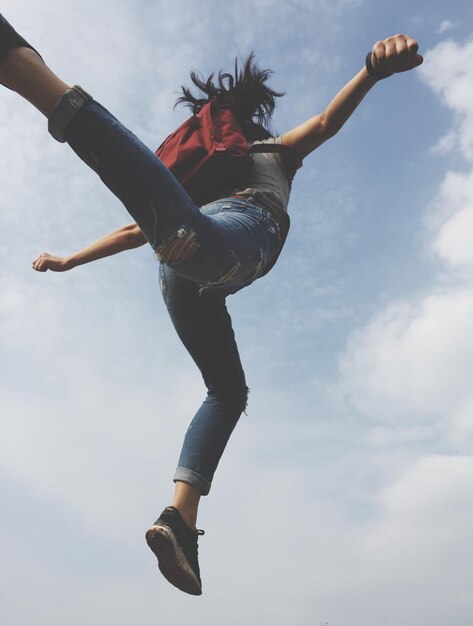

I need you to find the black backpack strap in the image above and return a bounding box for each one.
[249,143,303,170]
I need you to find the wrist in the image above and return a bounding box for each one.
[361,65,379,86]
[365,51,393,81]
[64,255,77,269]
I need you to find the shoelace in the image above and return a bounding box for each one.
[193,529,205,555]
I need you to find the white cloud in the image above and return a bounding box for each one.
[420,37,473,160]
[218,453,473,626]
[429,130,457,155]
[448,398,473,449]
[437,19,459,34]
[364,424,437,446]
[435,204,473,267]
[340,289,473,422]
[428,165,473,271]
[376,455,473,529]
[357,455,473,622]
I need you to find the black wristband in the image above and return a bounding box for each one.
[365,51,393,80]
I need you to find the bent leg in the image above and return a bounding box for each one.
[160,264,248,496]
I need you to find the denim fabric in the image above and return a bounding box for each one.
[58,99,283,494]
[160,265,249,494]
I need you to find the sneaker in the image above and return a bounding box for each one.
[145,506,205,596]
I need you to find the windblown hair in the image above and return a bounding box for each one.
[175,52,284,141]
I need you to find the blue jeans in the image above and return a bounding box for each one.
[58,99,282,495]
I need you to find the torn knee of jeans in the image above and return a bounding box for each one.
[242,385,250,414]
[232,384,250,414]
[209,384,249,414]
[155,226,199,264]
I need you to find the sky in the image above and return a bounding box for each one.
[1,1,473,625]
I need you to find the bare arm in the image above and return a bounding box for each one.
[282,34,423,160]
[32,223,147,272]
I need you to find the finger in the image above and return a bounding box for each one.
[402,53,424,72]
[372,41,386,72]
[38,253,51,271]
[406,37,419,57]
[413,53,424,67]
[395,38,408,61]
[384,41,397,67]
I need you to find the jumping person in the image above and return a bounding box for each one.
[0,14,423,596]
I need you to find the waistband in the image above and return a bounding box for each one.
[226,194,280,223]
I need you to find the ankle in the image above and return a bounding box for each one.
[172,505,198,531]
[171,481,201,531]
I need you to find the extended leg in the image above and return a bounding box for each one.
[146,265,248,595]
[160,263,248,499]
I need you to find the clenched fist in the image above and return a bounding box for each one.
[370,34,423,76]
[32,252,73,272]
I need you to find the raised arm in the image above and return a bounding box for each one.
[32,223,147,272]
[281,34,423,160]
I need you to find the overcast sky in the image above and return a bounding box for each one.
[2,1,473,625]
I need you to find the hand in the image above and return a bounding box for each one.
[32,252,73,272]
[370,34,423,76]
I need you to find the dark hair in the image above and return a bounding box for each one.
[175,52,284,141]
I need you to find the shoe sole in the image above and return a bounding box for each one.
[145,524,202,596]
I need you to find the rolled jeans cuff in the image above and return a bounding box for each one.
[174,467,211,496]
[48,85,92,143]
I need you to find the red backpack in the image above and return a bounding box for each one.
[155,98,301,206]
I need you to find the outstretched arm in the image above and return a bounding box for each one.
[282,34,423,159]
[32,223,147,272]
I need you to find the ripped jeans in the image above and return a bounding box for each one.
[55,98,282,495]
